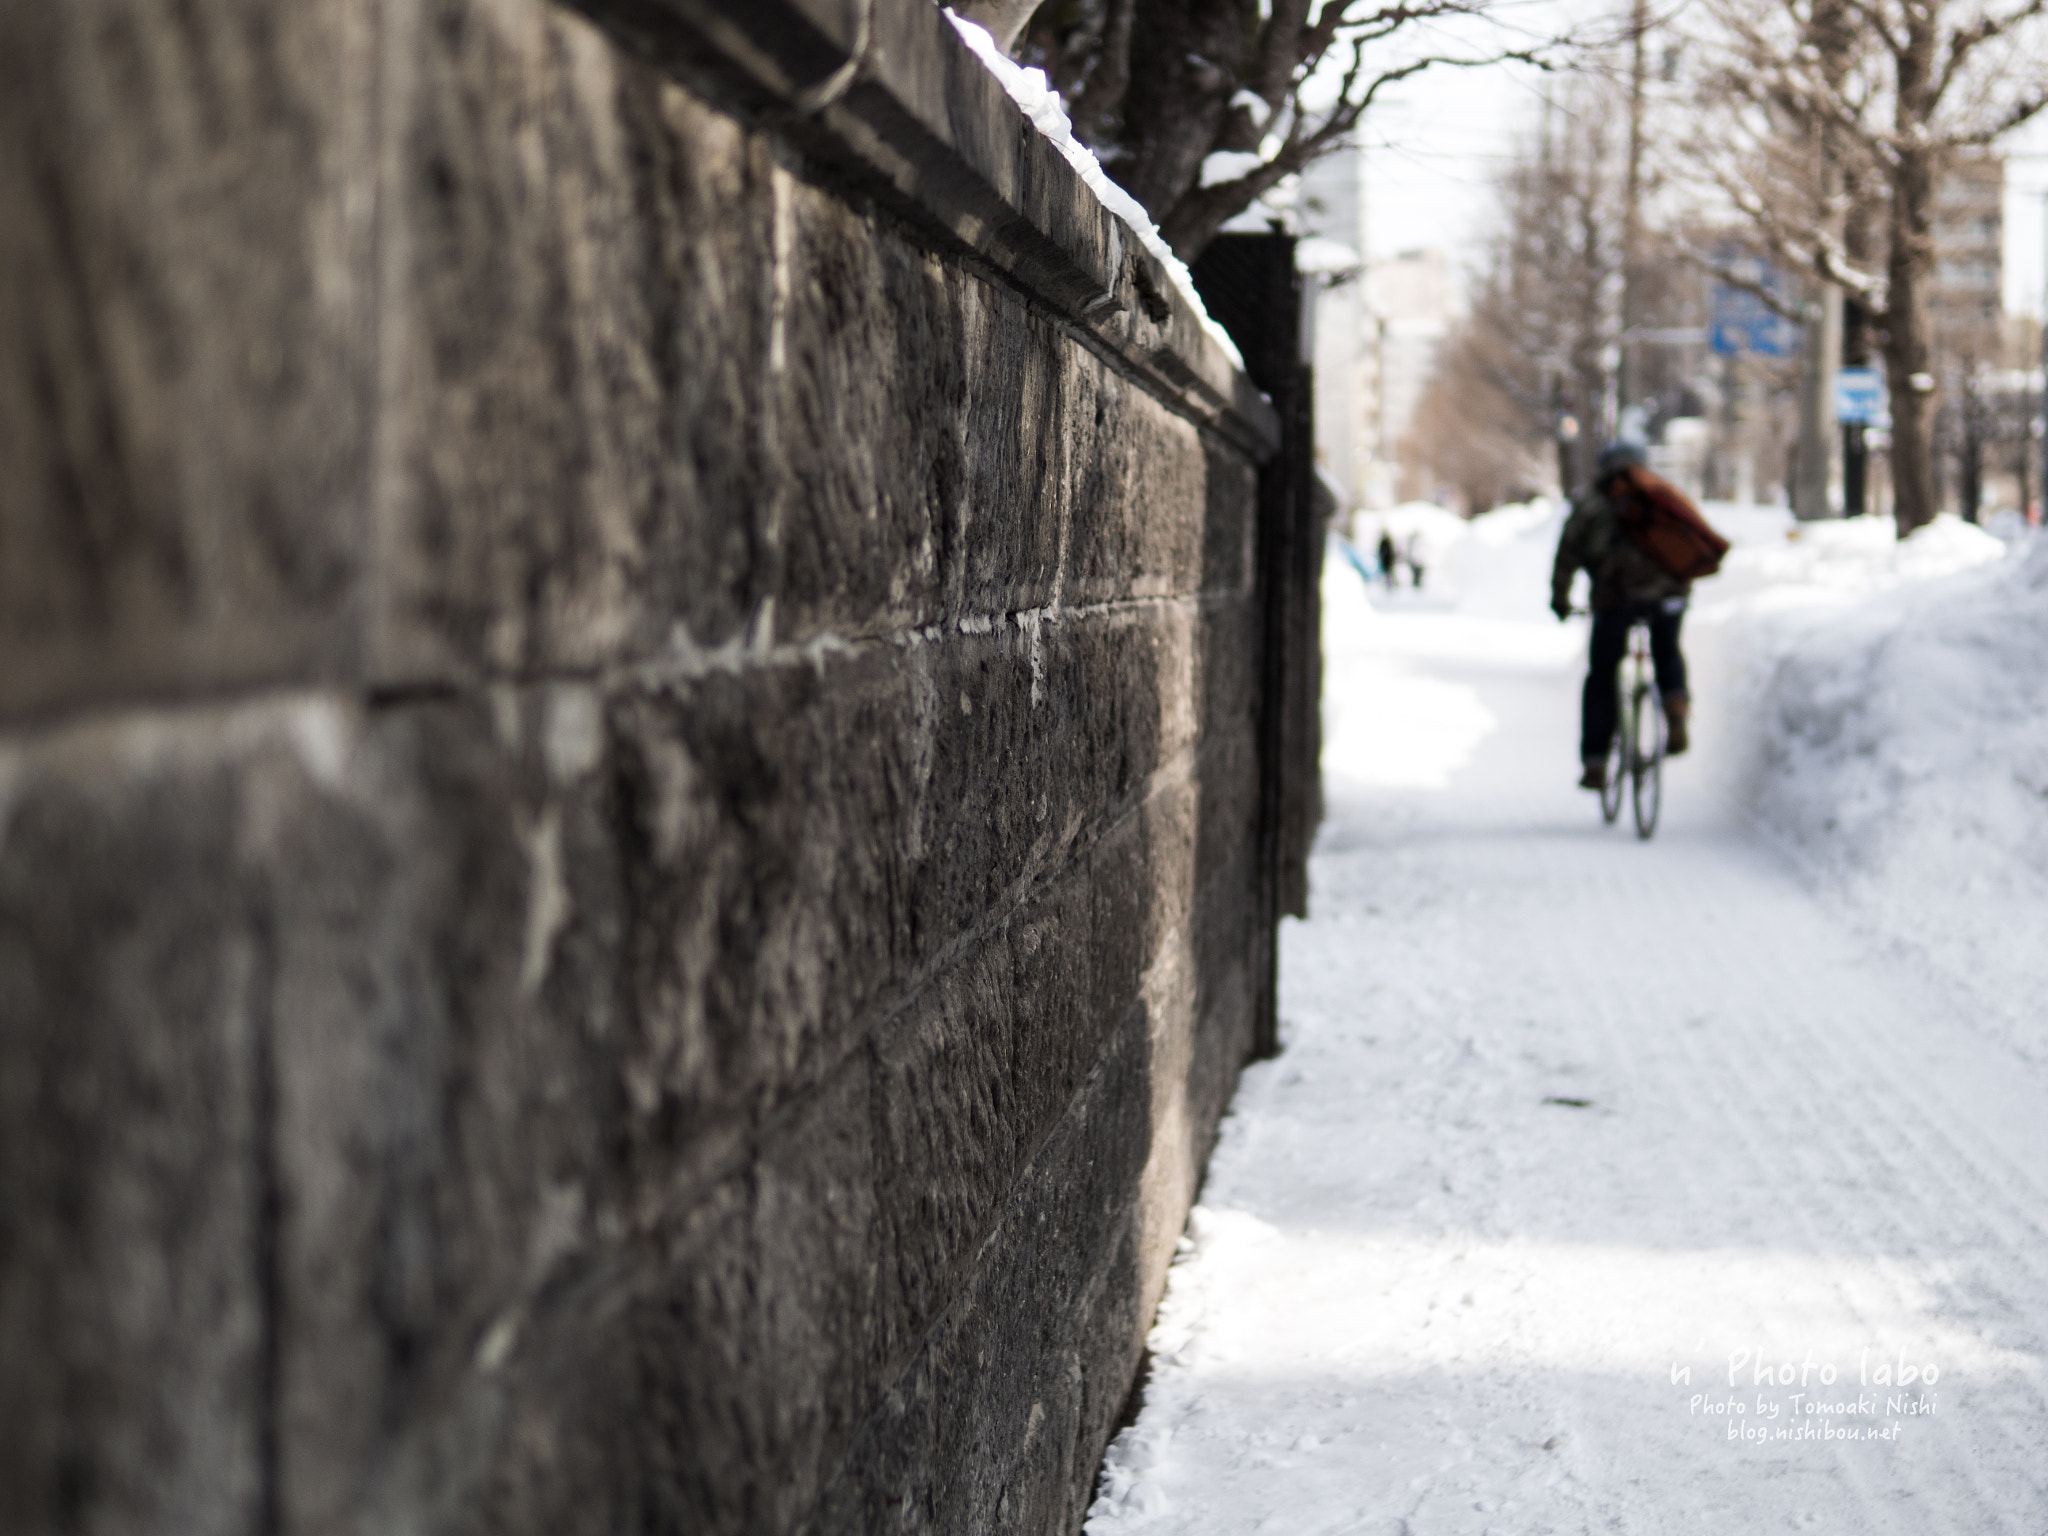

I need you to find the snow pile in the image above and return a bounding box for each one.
[943,14,1244,369]
[1364,499,1471,551]
[1347,501,1481,602]
[1320,556,1498,790]
[1321,499,1575,791]
[1705,510,2006,611]
[1705,522,2048,1060]
[1454,498,1565,619]
[1465,497,1563,546]
[1347,499,1566,585]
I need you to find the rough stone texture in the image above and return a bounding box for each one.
[0,0,1280,1532]
[0,0,377,719]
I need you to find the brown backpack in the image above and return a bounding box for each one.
[1612,465,1730,581]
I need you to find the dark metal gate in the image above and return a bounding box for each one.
[1191,233,1327,1060]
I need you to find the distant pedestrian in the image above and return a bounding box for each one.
[1405,534,1426,590]
[1376,530,1398,590]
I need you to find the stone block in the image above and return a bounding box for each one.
[365,10,1253,685]
[807,1005,1156,1536]
[366,1038,888,1536]
[2,1,1276,1531]
[0,0,375,722]
[601,594,1253,1167]
[365,3,735,679]
[863,847,1113,1360]
[363,1,964,679]
[0,689,630,1535]
[251,694,634,1536]
[0,744,266,1536]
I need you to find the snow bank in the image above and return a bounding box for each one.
[1465,497,1562,546]
[1362,499,1470,551]
[1696,517,2048,1060]
[1344,500,1503,605]
[1706,509,2006,609]
[943,14,1244,369]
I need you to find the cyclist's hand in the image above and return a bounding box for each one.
[1550,597,1571,622]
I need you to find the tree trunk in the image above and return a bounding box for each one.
[1160,182,1256,262]
[1067,0,1137,146]
[1117,0,1244,223]
[1881,256,1937,534]
[1884,19,1939,535]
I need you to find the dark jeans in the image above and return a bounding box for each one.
[1582,601,1688,762]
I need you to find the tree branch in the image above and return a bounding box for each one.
[1677,247,1807,321]
[1934,0,2048,105]
[1835,0,1906,55]
[1700,166,1888,309]
[1950,78,2048,143]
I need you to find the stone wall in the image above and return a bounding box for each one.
[0,1,1285,1532]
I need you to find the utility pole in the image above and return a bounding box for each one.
[1794,282,1843,519]
[1617,0,1649,427]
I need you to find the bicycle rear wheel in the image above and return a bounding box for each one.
[1631,681,1665,839]
[1599,683,1625,824]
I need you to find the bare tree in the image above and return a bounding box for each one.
[1685,0,2048,532]
[954,0,1563,258]
[1400,320,1553,511]
[1404,74,1631,505]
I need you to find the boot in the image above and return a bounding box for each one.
[1578,759,1608,790]
[1665,695,1690,756]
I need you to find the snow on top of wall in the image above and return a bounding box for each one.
[943,12,1245,371]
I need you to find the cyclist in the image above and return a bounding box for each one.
[1550,441,1692,791]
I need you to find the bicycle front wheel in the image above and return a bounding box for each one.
[1631,682,1665,839]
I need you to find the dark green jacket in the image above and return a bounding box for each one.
[1551,481,1691,614]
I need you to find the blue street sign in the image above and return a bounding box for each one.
[1835,367,1886,425]
[1710,251,1799,357]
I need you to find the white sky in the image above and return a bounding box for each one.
[1348,23,2048,320]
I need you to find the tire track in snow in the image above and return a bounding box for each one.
[1490,835,1943,1536]
[1645,879,1981,1536]
[1584,835,2043,1536]
[1643,849,2048,1489]
[1702,910,2048,1532]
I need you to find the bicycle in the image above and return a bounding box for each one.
[1597,615,1666,840]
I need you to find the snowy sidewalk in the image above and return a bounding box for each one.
[1086,512,2048,1535]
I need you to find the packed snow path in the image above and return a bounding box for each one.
[1087,511,2048,1535]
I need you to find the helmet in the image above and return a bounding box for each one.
[1595,441,1647,480]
